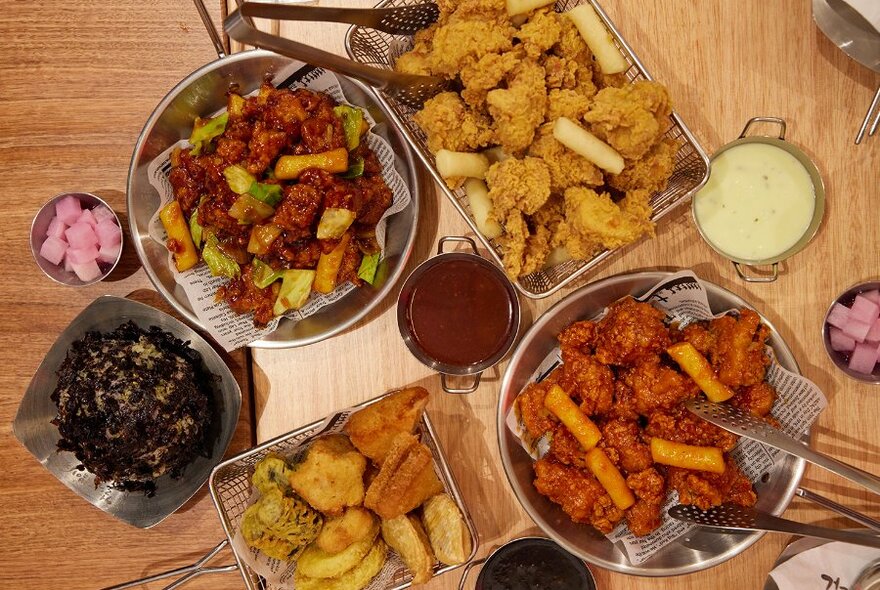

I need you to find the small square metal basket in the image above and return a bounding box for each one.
[208,392,478,590]
[345,0,711,298]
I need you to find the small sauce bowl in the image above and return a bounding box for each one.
[822,281,880,385]
[692,117,824,283]
[30,192,123,287]
[397,236,520,394]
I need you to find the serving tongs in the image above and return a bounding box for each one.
[224,2,450,108]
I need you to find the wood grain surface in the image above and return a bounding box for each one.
[240,1,880,589]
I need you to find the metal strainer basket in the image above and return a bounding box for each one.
[345,0,711,298]
[209,391,478,590]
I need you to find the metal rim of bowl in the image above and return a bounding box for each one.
[691,136,826,266]
[821,280,880,384]
[495,270,806,576]
[126,49,419,349]
[30,191,123,287]
[397,250,521,376]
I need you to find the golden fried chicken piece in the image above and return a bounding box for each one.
[515,9,562,59]
[608,138,679,193]
[625,467,666,536]
[533,457,624,533]
[549,423,588,469]
[498,210,528,278]
[559,347,614,416]
[414,92,493,153]
[667,458,756,511]
[521,222,553,276]
[621,355,700,416]
[600,418,653,474]
[708,310,771,388]
[436,0,508,24]
[487,59,547,154]
[563,187,654,252]
[585,81,672,159]
[395,50,433,76]
[528,126,604,193]
[552,218,600,260]
[679,321,715,357]
[593,297,671,366]
[545,89,592,121]
[288,435,367,516]
[344,386,429,464]
[486,157,552,217]
[645,406,738,452]
[551,18,598,99]
[543,55,578,90]
[364,433,444,519]
[427,20,515,77]
[460,50,521,107]
[731,382,777,417]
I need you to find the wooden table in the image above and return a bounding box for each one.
[0,0,877,589]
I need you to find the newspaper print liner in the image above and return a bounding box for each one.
[229,405,476,589]
[506,270,827,565]
[146,62,412,351]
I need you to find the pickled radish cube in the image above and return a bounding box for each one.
[848,341,879,375]
[66,245,99,265]
[843,318,872,343]
[92,205,115,223]
[46,216,67,239]
[54,195,82,225]
[71,260,102,282]
[63,254,74,273]
[850,295,880,324]
[97,243,120,264]
[39,236,68,265]
[829,327,856,352]
[861,290,880,305]
[95,219,121,246]
[868,318,880,344]
[826,303,851,330]
[77,208,97,227]
[65,222,98,249]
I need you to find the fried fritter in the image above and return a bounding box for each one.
[413,92,493,153]
[316,507,378,554]
[533,456,624,533]
[294,540,388,590]
[381,515,435,584]
[585,80,672,159]
[593,297,670,366]
[708,309,771,388]
[252,453,293,495]
[364,433,443,519]
[344,386,429,464]
[240,487,323,561]
[563,186,654,252]
[298,521,380,579]
[422,493,472,566]
[288,435,367,516]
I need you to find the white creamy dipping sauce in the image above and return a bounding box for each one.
[694,142,815,261]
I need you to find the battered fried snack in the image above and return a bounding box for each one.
[297,521,380,579]
[251,453,293,495]
[381,515,435,584]
[422,493,473,566]
[294,540,388,590]
[316,507,378,554]
[667,342,736,402]
[344,387,429,464]
[240,487,323,561]
[289,435,367,516]
[364,433,444,519]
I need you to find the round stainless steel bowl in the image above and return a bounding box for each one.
[497,271,806,576]
[127,50,419,348]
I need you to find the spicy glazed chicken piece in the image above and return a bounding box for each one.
[645,406,738,453]
[548,424,588,469]
[730,382,777,417]
[708,309,772,388]
[676,321,715,357]
[625,467,667,536]
[557,319,597,352]
[217,264,280,328]
[533,457,624,533]
[599,417,652,474]
[559,347,614,416]
[620,355,701,416]
[667,458,756,511]
[516,368,564,441]
[593,297,671,366]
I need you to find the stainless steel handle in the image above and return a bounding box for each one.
[785,441,880,497]
[458,557,487,590]
[239,2,438,35]
[797,487,880,532]
[739,116,787,140]
[754,512,880,549]
[438,235,479,256]
[441,372,482,394]
[191,0,227,59]
[100,540,238,590]
[733,261,779,283]
[855,86,880,144]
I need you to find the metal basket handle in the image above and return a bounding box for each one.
[457,556,487,590]
[101,539,238,590]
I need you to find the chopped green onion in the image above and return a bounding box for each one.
[357,252,380,285]
[189,112,228,156]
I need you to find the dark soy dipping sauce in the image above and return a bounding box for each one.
[407,258,514,367]
[478,538,596,590]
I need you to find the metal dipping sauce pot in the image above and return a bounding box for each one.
[397,236,520,394]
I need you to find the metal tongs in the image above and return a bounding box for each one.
[224,2,450,108]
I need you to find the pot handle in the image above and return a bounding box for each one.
[458,557,488,590]
[438,235,479,256]
[733,261,779,283]
[739,116,787,140]
[190,0,228,59]
[441,372,482,395]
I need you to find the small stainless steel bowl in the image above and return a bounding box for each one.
[397,236,520,394]
[30,192,123,287]
[822,281,880,384]
[692,117,825,283]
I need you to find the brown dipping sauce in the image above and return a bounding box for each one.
[406,257,514,367]
[478,538,596,590]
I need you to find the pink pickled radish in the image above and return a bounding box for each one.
[827,303,851,330]
[46,216,67,239]
[63,255,74,273]
[39,236,68,265]
[97,243,120,264]
[92,205,115,223]
[848,341,880,374]
[66,246,99,265]
[54,195,82,225]
[868,318,880,343]
[65,222,98,249]
[95,220,121,246]
[77,208,97,227]
[843,318,872,343]
[829,327,856,352]
[71,260,102,283]
[850,295,880,324]
[861,290,880,305]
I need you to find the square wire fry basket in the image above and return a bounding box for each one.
[208,391,479,590]
[345,0,711,298]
